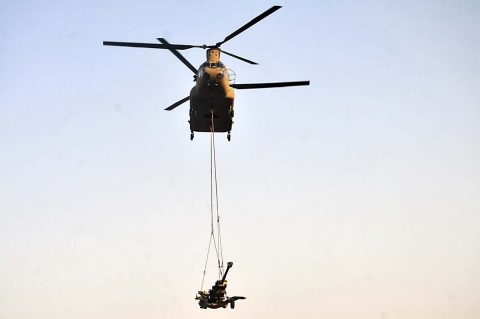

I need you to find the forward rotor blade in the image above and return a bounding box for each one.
[165,96,190,111]
[221,49,258,65]
[215,5,282,47]
[157,38,198,74]
[230,81,310,89]
[103,41,201,50]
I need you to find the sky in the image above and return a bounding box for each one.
[1,0,480,318]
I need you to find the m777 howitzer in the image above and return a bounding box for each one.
[195,262,246,309]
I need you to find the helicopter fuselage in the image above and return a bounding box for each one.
[189,49,235,134]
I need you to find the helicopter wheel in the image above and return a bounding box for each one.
[227,132,231,141]
[190,132,194,141]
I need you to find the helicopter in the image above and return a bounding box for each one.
[103,5,310,141]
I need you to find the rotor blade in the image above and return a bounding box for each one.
[230,81,310,89]
[221,49,258,65]
[215,5,282,47]
[103,41,201,50]
[157,38,198,74]
[165,96,190,111]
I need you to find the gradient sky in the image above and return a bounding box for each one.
[1,1,479,318]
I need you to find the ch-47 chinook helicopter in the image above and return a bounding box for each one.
[103,5,309,141]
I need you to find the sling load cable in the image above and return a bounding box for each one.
[212,111,225,275]
[200,111,225,291]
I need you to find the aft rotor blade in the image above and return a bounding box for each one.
[221,49,258,65]
[103,41,200,50]
[157,38,198,74]
[215,5,282,47]
[230,81,310,89]
[165,96,190,111]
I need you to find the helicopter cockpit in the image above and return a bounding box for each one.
[202,62,225,69]
[198,62,228,82]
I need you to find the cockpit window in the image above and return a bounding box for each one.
[203,62,225,68]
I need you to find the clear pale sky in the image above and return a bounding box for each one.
[1,1,479,318]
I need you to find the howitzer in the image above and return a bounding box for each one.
[195,261,245,309]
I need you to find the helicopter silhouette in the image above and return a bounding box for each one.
[104,5,310,141]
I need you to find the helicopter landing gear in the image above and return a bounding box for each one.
[190,131,194,141]
[227,132,231,141]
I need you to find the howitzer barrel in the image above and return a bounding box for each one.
[221,262,233,282]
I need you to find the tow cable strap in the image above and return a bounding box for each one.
[200,111,224,291]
